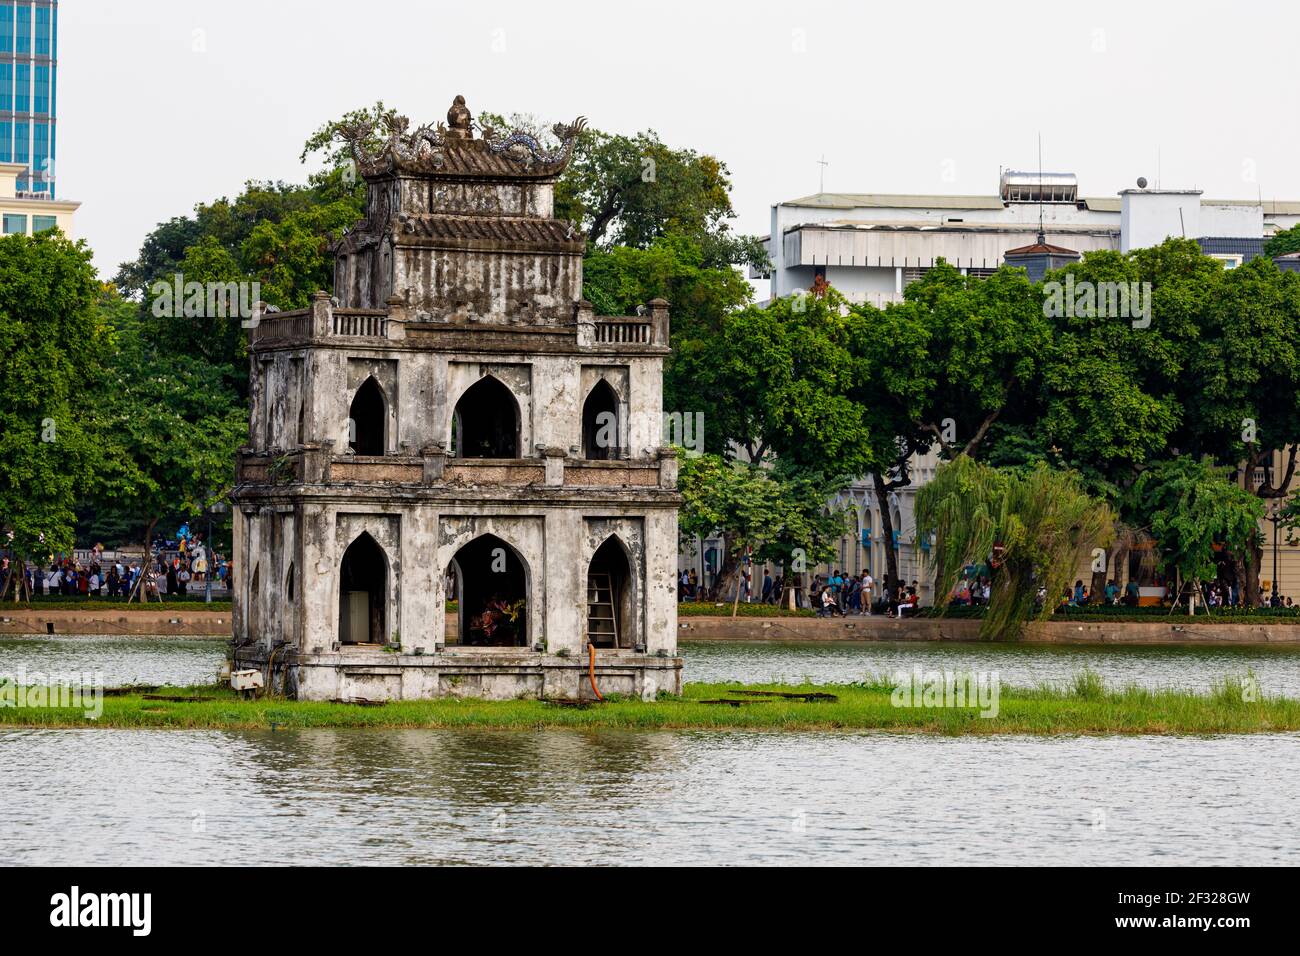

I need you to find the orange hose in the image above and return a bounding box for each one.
[587,642,604,702]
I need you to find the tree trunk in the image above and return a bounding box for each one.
[712,532,739,604]
[1228,552,1246,606]
[1089,561,1108,604]
[18,552,30,602]
[1245,538,1263,607]
[872,472,900,594]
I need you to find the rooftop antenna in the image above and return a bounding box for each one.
[1157,146,1162,190]
[1037,133,1046,245]
[817,154,829,194]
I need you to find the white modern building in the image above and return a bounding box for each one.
[758,171,1300,304]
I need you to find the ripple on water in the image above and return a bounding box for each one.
[1,728,1296,865]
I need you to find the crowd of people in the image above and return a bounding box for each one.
[1052,576,1293,611]
[670,560,1300,617]
[810,570,921,617]
[0,525,231,600]
[676,563,923,618]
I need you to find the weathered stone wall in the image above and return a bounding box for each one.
[274,648,683,702]
[250,347,664,464]
[394,247,582,324]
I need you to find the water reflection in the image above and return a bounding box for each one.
[2,728,1295,865]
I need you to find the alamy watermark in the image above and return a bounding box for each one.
[0,668,104,719]
[151,273,263,326]
[663,411,704,456]
[890,667,1001,718]
[1043,275,1152,328]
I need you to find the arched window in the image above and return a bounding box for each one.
[582,379,621,460]
[451,534,527,646]
[285,562,296,603]
[453,376,519,458]
[339,533,388,644]
[348,377,386,456]
[587,537,634,650]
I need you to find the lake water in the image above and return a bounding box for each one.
[2,726,1295,865]
[2,635,1298,695]
[2,634,1297,866]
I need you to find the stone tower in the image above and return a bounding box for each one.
[231,97,682,701]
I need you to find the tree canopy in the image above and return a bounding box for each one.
[0,231,107,559]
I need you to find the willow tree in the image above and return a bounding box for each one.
[916,457,1114,640]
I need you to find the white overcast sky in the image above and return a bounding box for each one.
[61,0,1300,280]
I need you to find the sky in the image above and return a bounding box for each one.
[59,0,1300,280]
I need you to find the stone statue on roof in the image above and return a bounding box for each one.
[446,95,473,140]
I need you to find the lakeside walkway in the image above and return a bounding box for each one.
[4,607,1300,644]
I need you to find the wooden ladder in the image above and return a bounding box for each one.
[586,572,619,648]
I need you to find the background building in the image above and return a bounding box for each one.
[0,158,74,235]
[0,1,57,197]
[757,171,1300,304]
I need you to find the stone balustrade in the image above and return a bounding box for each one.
[250,293,670,352]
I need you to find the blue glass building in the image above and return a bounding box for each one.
[0,1,56,197]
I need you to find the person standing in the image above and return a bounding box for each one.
[862,571,874,615]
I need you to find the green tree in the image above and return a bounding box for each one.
[709,290,873,477]
[842,261,1049,588]
[1167,249,1300,603]
[916,456,1115,639]
[0,231,108,596]
[678,454,845,612]
[82,291,247,551]
[556,126,764,268]
[118,173,364,395]
[1264,223,1300,259]
[1125,458,1263,610]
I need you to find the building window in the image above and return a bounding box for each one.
[582,379,621,459]
[14,63,28,113]
[0,63,11,112]
[339,533,388,645]
[450,534,527,647]
[14,121,27,164]
[15,4,29,55]
[34,65,48,114]
[34,5,50,57]
[0,6,13,54]
[452,375,520,458]
[587,536,634,649]
[3,214,27,235]
[32,216,57,234]
[32,122,47,181]
[0,121,10,163]
[347,376,386,456]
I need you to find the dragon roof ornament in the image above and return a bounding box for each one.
[334,96,587,179]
